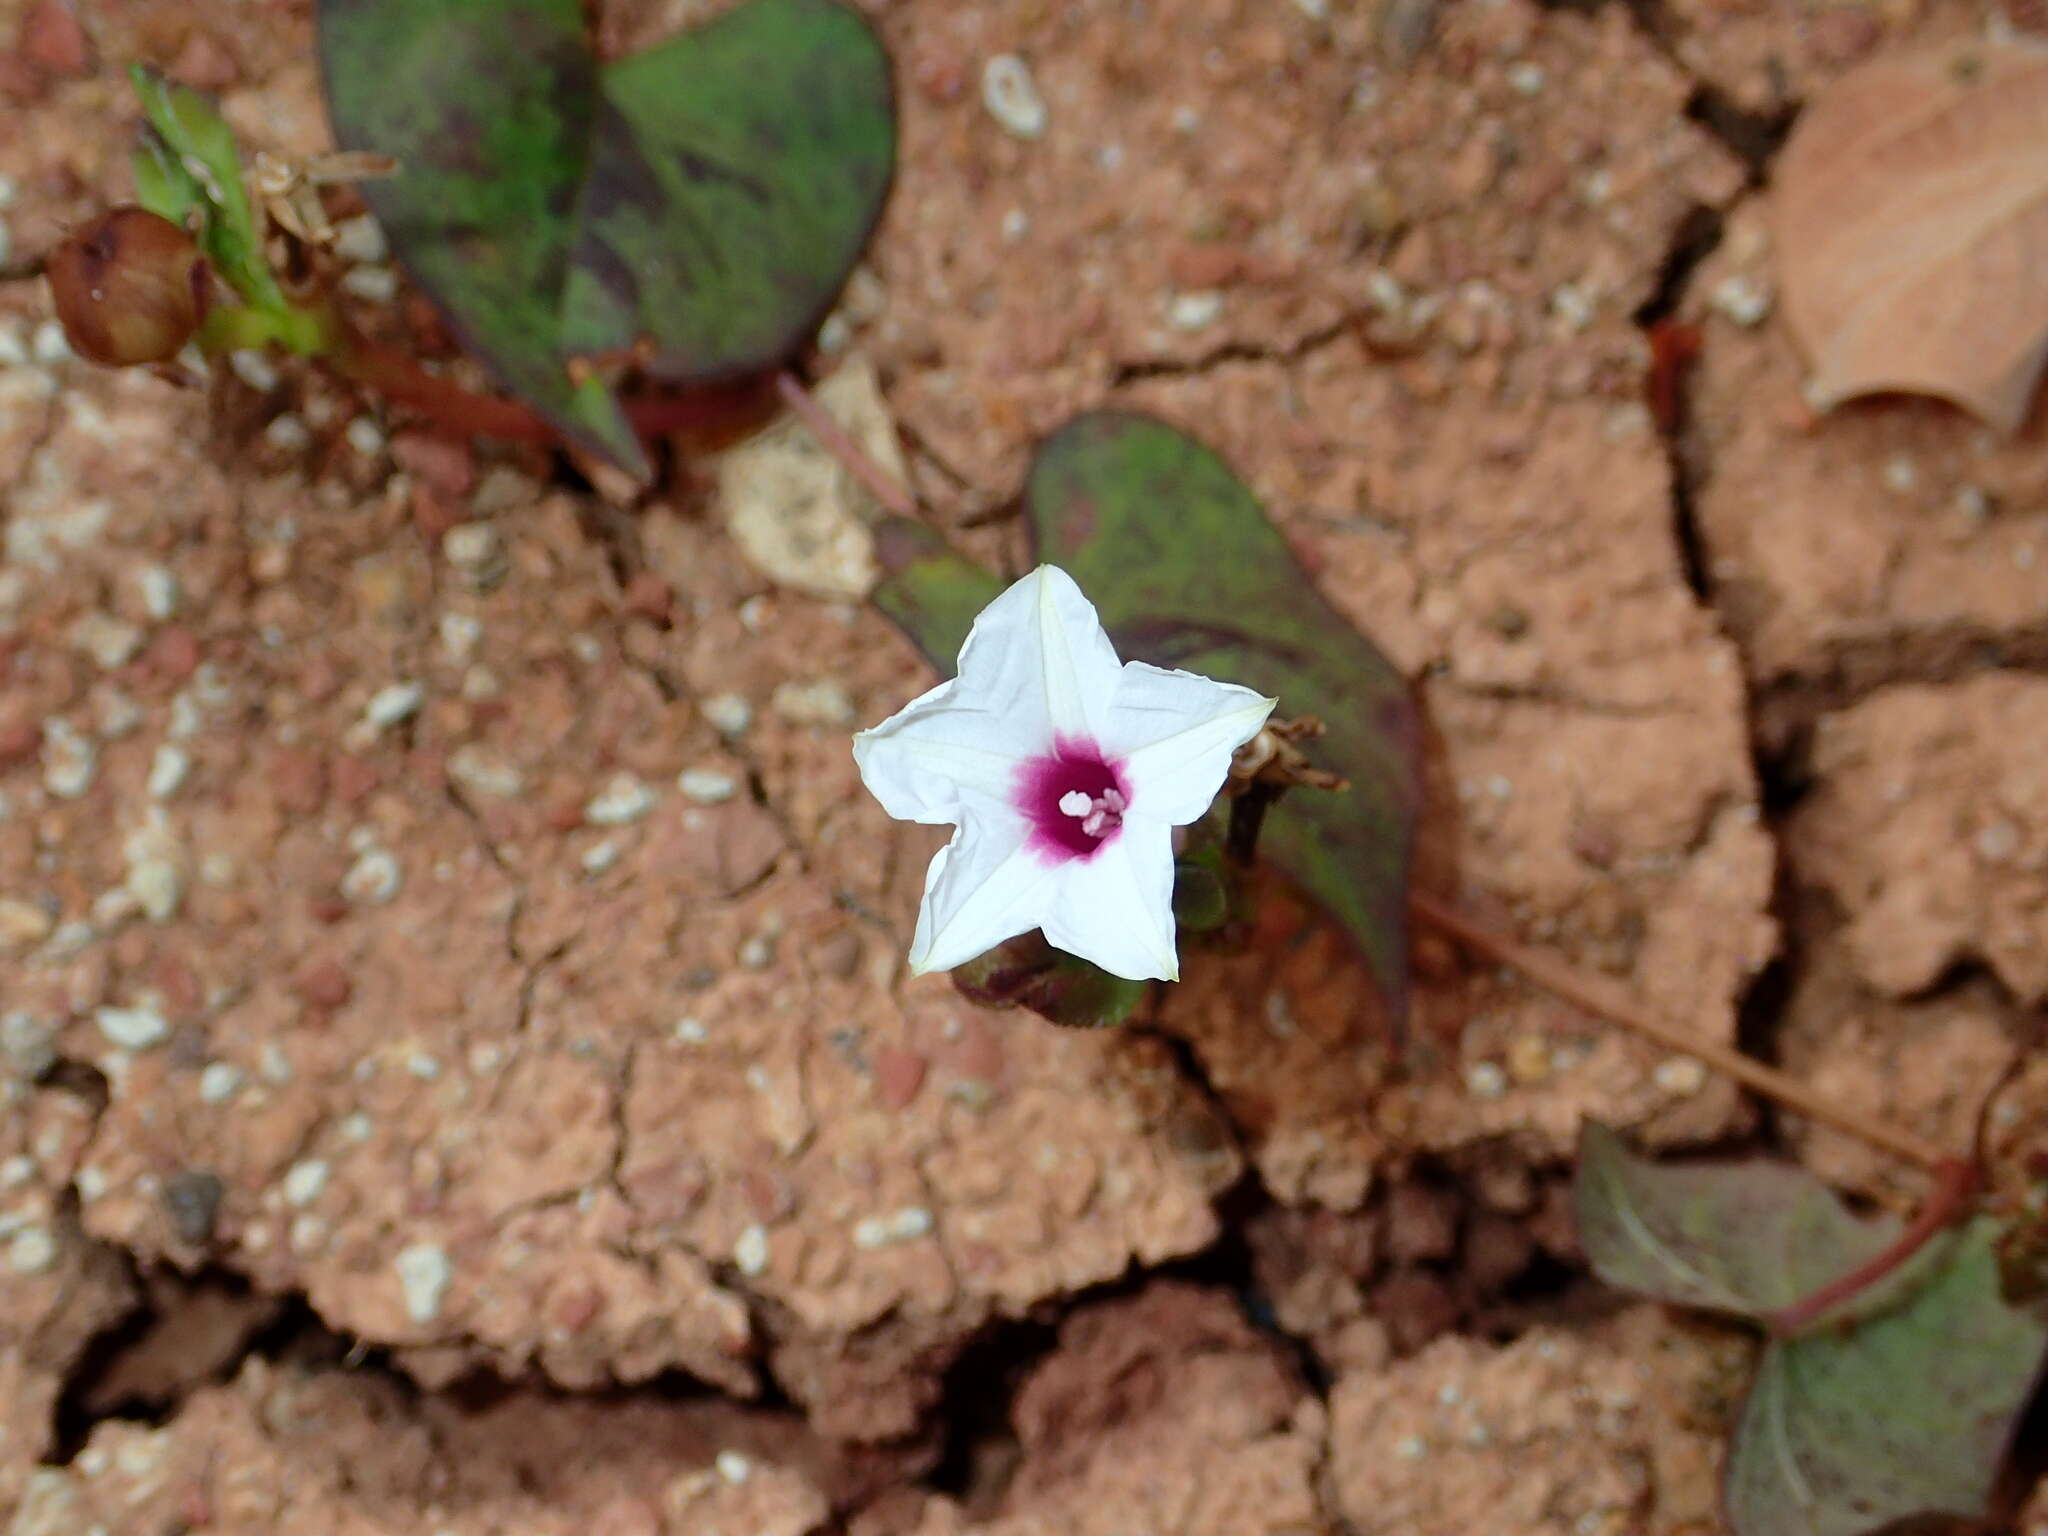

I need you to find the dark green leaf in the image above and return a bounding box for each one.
[130,68,283,310]
[560,0,895,382]
[318,0,645,476]
[1725,1219,2048,1536]
[1025,412,1420,1019]
[1573,1121,1938,1320]
[952,931,1148,1030]
[869,515,1005,667]
[319,0,893,480]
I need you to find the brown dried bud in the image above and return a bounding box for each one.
[46,206,208,367]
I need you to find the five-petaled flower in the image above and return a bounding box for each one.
[853,565,1275,982]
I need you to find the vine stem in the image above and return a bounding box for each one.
[1407,888,1954,1174]
[773,364,1972,1196]
[1765,1157,1979,1336]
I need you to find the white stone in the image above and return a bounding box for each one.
[734,1224,770,1277]
[283,1159,330,1207]
[584,772,656,826]
[447,745,524,800]
[229,350,280,392]
[332,214,388,264]
[771,677,855,728]
[8,1226,55,1274]
[1167,291,1223,332]
[365,682,424,729]
[345,416,386,457]
[199,1062,244,1104]
[68,611,142,669]
[677,768,738,804]
[703,692,753,736]
[395,1243,452,1323]
[981,53,1047,139]
[147,744,191,800]
[342,848,402,905]
[95,1005,168,1051]
[40,718,96,799]
[714,1450,752,1486]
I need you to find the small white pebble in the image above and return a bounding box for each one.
[340,1112,373,1143]
[1882,455,1918,494]
[69,611,142,670]
[339,265,399,303]
[715,1450,752,1486]
[229,350,280,392]
[580,838,621,875]
[407,1052,441,1081]
[438,611,483,662]
[584,772,656,826]
[0,1156,33,1189]
[737,931,775,970]
[127,858,183,923]
[1652,1056,1707,1097]
[75,1165,108,1202]
[395,1243,452,1323]
[1505,60,1546,95]
[1394,1433,1428,1460]
[734,1223,770,1276]
[1976,820,2022,863]
[703,692,753,736]
[1000,207,1030,242]
[771,678,855,728]
[1167,290,1223,332]
[41,718,97,800]
[1464,1061,1508,1100]
[32,319,71,365]
[1709,273,1773,328]
[137,565,180,620]
[887,1206,933,1240]
[447,744,523,800]
[332,214,388,264]
[345,416,386,457]
[678,768,738,805]
[8,1226,56,1274]
[364,681,423,729]
[261,1043,292,1085]
[283,1159,330,1207]
[674,1017,708,1044]
[264,413,312,452]
[198,1061,244,1105]
[341,848,403,906]
[568,632,603,665]
[147,744,191,800]
[95,1004,168,1051]
[981,53,1047,140]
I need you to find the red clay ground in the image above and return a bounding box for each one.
[0,0,2043,1531]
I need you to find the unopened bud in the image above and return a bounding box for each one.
[46,206,209,367]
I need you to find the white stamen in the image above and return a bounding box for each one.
[1058,790,1093,818]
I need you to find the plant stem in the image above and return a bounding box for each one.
[1766,1157,1979,1336]
[1406,888,1956,1174]
[775,370,920,518]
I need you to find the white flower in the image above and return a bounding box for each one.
[854,565,1276,982]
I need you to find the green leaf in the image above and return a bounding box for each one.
[129,67,284,311]
[952,931,1149,1030]
[131,127,204,229]
[1025,412,1420,1020]
[560,0,895,382]
[318,0,645,476]
[1725,1219,2048,1536]
[318,0,894,480]
[1575,1121,1916,1319]
[869,515,1006,666]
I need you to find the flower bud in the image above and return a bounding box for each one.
[46,206,209,367]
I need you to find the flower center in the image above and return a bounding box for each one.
[1017,738,1131,861]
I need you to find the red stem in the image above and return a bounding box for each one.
[1767,1157,1980,1336]
[330,329,779,451]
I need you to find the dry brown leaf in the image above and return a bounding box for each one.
[1775,36,2048,435]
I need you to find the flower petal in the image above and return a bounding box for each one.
[908,807,1061,975]
[953,565,1123,745]
[1040,816,1181,981]
[853,677,1032,826]
[1104,662,1276,826]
